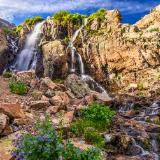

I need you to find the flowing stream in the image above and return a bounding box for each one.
[119,101,160,159]
[14,21,44,71]
[69,19,109,96]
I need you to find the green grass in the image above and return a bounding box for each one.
[25,16,44,25]
[9,81,28,95]
[2,71,12,78]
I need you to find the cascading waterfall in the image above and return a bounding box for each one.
[69,19,109,96]
[14,21,44,71]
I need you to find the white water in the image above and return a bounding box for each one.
[15,21,44,71]
[69,19,110,96]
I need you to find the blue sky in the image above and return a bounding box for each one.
[0,0,159,25]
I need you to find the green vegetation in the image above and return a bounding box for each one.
[53,11,86,26]
[137,83,144,91]
[88,8,107,23]
[25,16,44,25]
[71,102,115,148]
[149,28,159,32]
[2,27,16,35]
[12,116,102,160]
[15,25,23,33]
[9,81,28,95]
[2,71,12,78]
[63,36,70,45]
[84,128,105,148]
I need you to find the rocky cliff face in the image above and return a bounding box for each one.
[38,6,160,94]
[0,29,13,74]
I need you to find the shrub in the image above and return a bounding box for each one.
[149,28,159,32]
[84,128,105,148]
[53,11,86,26]
[12,116,102,160]
[9,81,28,95]
[15,25,23,33]
[2,71,12,78]
[71,103,115,149]
[25,16,44,25]
[137,83,144,91]
[88,8,107,23]
[81,102,116,130]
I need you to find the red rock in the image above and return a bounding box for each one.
[63,111,74,124]
[46,106,59,114]
[30,100,50,110]
[0,103,26,119]
[50,91,70,107]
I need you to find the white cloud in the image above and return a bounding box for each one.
[0,0,159,22]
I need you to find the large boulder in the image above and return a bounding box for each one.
[0,103,26,120]
[65,74,90,99]
[42,40,68,79]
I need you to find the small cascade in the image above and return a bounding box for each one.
[14,21,44,71]
[69,19,109,97]
[119,101,160,159]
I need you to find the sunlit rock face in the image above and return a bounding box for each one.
[15,5,160,92]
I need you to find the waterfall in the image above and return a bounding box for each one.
[69,19,109,96]
[14,21,44,71]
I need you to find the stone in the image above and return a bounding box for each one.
[118,135,133,150]
[0,132,19,160]
[93,92,112,105]
[65,74,90,99]
[0,103,26,119]
[0,113,8,134]
[63,111,74,124]
[42,40,68,79]
[12,70,36,86]
[0,29,11,74]
[40,77,60,92]
[50,91,70,107]
[46,106,59,114]
[30,100,50,110]
[31,90,43,100]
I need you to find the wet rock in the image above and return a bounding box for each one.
[65,74,90,98]
[92,91,112,105]
[118,135,133,150]
[114,155,141,160]
[30,100,50,110]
